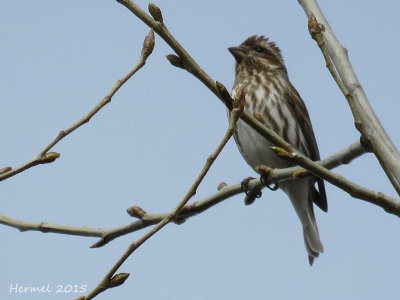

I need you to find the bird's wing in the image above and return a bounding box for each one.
[284,80,328,212]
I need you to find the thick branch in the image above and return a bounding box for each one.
[298,0,400,195]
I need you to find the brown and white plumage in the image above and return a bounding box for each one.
[228,35,327,264]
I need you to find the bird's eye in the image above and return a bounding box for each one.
[255,47,265,53]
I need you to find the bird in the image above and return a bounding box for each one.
[228,35,327,265]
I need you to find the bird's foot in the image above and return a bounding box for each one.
[241,177,262,205]
[261,177,279,191]
[256,165,279,191]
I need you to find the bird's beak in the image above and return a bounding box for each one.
[228,46,246,63]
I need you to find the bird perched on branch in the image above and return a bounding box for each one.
[228,35,327,264]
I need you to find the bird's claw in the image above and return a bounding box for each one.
[266,182,279,191]
[241,177,262,205]
[260,175,279,191]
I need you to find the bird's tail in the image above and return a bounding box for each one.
[280,178,324,265]
[303,205,324,265]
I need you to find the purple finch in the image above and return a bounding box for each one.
[229,35,327,264]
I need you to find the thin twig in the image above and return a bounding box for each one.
[117,0,220,97]
[0,30,155,182]
[0,213,155,241]
[82,101,243,299]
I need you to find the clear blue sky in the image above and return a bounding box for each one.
[1,1,400,299]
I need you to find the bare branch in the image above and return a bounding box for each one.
[0,29,155,182]
[114,0,399,214]
[82,93,243,299]
[2,139,383,248]
[299,0,400,195]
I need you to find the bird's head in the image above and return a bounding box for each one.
[229,35,286,75]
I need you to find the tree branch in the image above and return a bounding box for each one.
[3,139,387,248]
[0,29,155,182]
[298,0,400,195]
[114,0,400,215]
[81,98,243,299]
